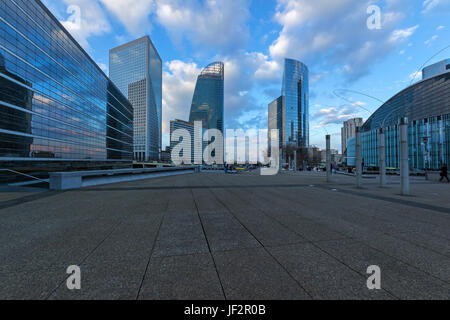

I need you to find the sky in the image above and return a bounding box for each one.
[42,0,450,152]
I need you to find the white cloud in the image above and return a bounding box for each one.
[155,0,250,54]
[58,0,111,48]
[162,60,201,135]
[422,0,450,13]
[269,0,417,81]
[389,25,419,43]
[409,71,422,82]
[100,0,156,34]
[424,34,439,46]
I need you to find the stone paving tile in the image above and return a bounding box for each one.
[1,172,449,300]
[138,254,224,300]
[213,248,311,300]
[315,239,450,300]
[199,211,261,252]
[267,243,394,300]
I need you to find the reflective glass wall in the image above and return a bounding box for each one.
[361,71,450,170]
[109,36,162,161]
[282,58,309,149]
[189,62,224,133]
[0,0,133,167]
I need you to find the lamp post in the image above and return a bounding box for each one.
[379,128,386,187]
[356,127,363,188]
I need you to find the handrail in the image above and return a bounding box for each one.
[0,169,49,184]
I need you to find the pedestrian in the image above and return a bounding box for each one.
[440,163,449,183]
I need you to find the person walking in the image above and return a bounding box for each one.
[440,164,449,183]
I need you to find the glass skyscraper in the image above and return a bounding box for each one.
[268,96,284,156]
[109,36,162,162]
[189,62,224,133]
[281,58,309,150]
[0,0,133,172]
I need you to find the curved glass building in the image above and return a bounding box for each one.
[361,69,450,170]
[189,62,224,133]
[282,59,309,149]
[0,0,133,174]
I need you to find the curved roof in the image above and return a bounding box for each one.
[362,70,450,131]
[200,62,224,80]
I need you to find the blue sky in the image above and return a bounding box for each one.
[42,0,450,151]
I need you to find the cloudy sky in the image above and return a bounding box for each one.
[42,0,450,151]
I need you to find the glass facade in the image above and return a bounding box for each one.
[281,58,309,149]
[268,96,284,155]
[109,36,162,161]
[361,71,450,170]
[0,0,133,168]
[189,62,224,133]
[170,119,195,164]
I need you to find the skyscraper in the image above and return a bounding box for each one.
[341,118,364,154]
[110,36,162,161]
[189,62,224,163]
[0,0,133,173]
[189,62,224,133]
[281,59,309,150]
[268,96,284,157]
[170,119,195,165]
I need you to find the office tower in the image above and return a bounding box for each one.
[268,96,284,157]
[110,36,162,162]
[189,62,224,163]
[341,118,364,154]
[422,59,450,80]
[170,119,195,164]
[189,62,224,132]
[0,0,133,171]
[281,58,309,150]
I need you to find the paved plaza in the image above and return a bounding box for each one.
[0,171,449,300]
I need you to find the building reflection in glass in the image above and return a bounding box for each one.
[0,0,133,169]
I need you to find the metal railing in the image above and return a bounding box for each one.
[0,169,49,185]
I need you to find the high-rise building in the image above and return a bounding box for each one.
[282,59,309,150]
[422,59,450,80]
[341,118,364,154]
[189,62,224,163]
[110,36,162,162]
[189,62,224,133]
[268,96,284,156]
[0,0,133,174]
[170,119,196,165]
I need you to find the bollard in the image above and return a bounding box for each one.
[356,127,363,188]
[399,117,410,196]
[379,128,386,187]
[326,135,331,182]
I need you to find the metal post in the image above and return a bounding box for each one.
[379,128,386,187]
[400,117,410,196]
[326,135,331,182]
[356,127,363,188]
[294,150,298,172]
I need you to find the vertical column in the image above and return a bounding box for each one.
[400,117,410,196]
[294,150,298,172]
[326,135,331,182]
[379,128,386,187]
[356,127,363,188]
